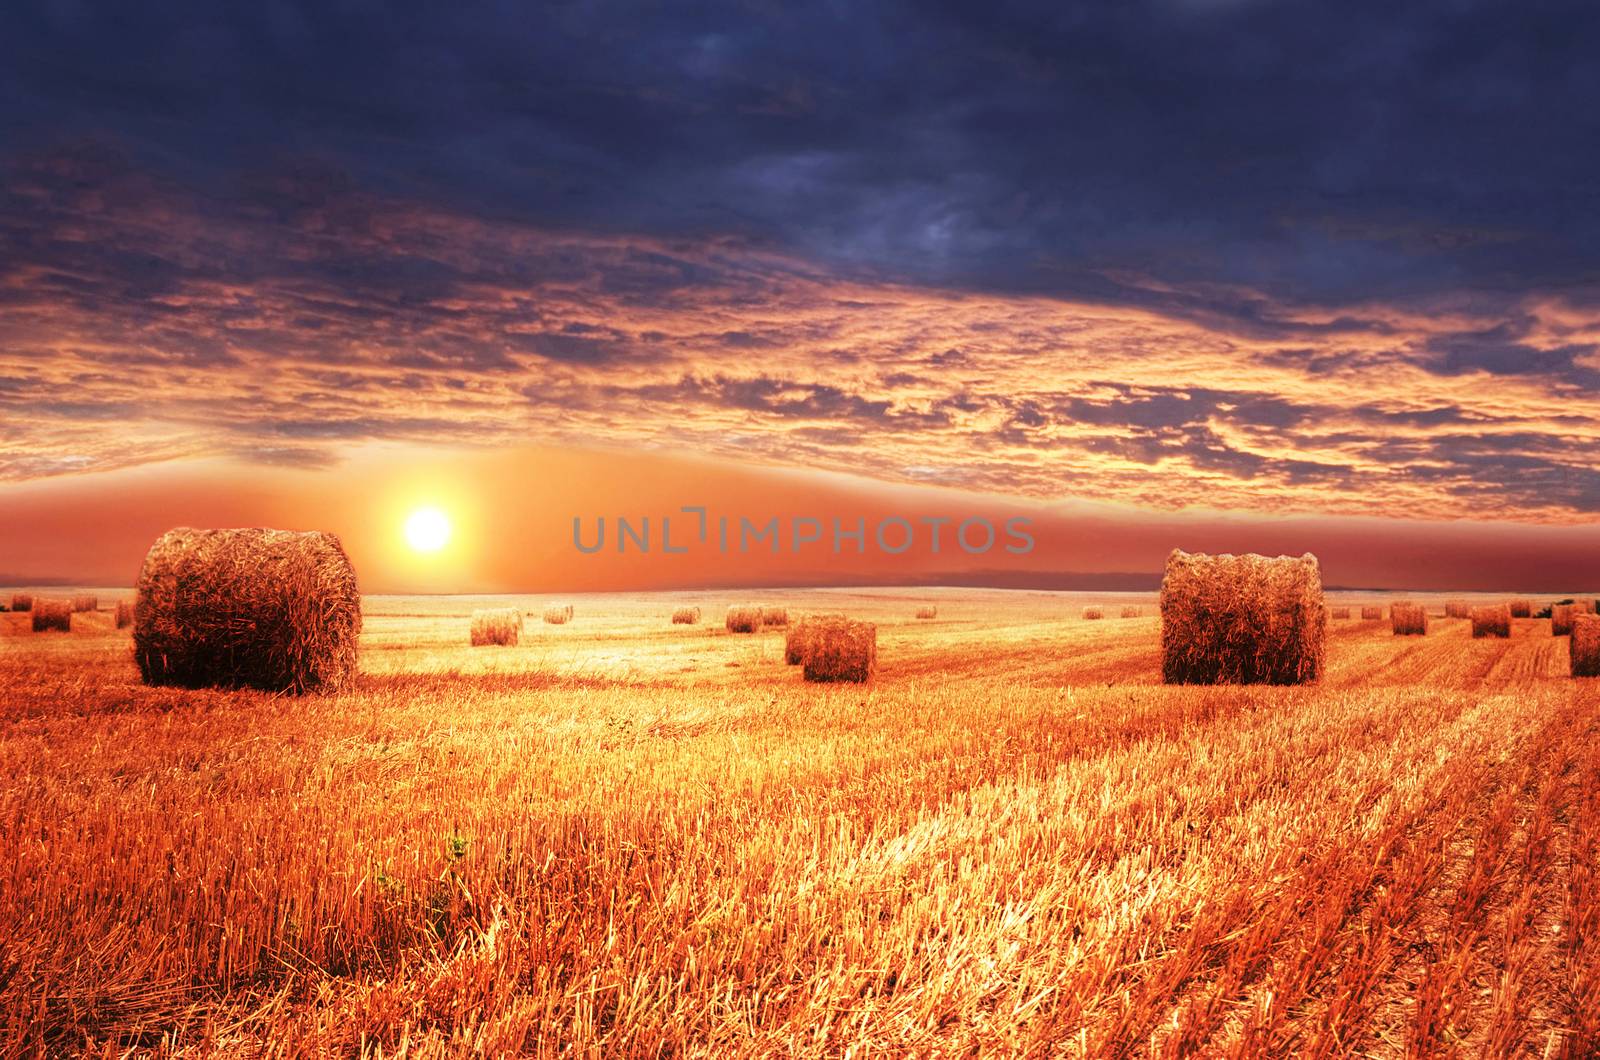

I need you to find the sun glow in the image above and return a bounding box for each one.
[404,506,452,553]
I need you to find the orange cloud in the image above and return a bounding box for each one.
[3,153,1600,526]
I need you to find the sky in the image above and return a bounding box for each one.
[1,1,1598,592]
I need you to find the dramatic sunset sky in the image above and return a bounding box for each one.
[2,2,1598,591]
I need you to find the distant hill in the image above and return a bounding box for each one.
[0,574,77,588]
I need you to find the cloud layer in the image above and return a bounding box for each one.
[8,1,1600,309]
[3,150,1598,520]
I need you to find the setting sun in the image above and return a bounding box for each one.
[403,506,452,553]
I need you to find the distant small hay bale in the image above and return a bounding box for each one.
[542,604,573,625]
[915,605,938,620]
[760,607,788,627]
[1573,615,1600,678]
[1471,604,1511,639]
[113,600,134,629]
[725,605,763,633]
[471,608,522,646]
[11,593,33,612]
[1361,606,1384,620]
[1330,606,1351,620]
[133,527,361,695]
[1444,600,1471,619]
[1160,551,1324,685]
[1509,599,1533,618]
[71,593,98,613]
[801,617,877,683]
[1082,607,1104,620]
[1553,603,1576,636]
[1577,599,1598,615]
[671,605,702,624]
[31,599,71,633]
[1391,602,1429,636]
[1120,606,1142,619]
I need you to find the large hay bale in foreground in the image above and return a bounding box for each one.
[470,608,522,646]
[10,593,31,612]
[113,600,134,629]
[71,593,98,613]
[1573,615,1600,678]
[542,604,573,624]
[1392,602,1429,636]
[671,605,701,625]
[1553,604,1576,637]
[32,600,71,633]
[1082,607,1104,620]
[1471,604,1511,639]
[726,605,763,633]
[1329,606,1351,620]
[1361,606,1384,620]
[134,527,361,694]
[1444,599,1470,619]
[915,605,938,620]
[1159,550,1325,686]
[801,617,877,683]
[1509,599,1533,618]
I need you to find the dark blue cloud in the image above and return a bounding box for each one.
[1425,324,1600,382]
[5,1,1600,312]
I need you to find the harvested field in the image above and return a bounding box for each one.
[1,586,1596,1057]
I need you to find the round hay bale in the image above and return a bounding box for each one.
[760,607,788,627]
[113,599,134,629]
[471,608,522,646]
[1081,607,1104,620]
[785,613,844,665]
[1391,602,1429,636]
[671,605,702,624]
[801,617,877,683]
[1159,550,1325,685]
[915,605,938,620]
[134,527,361,694]
[1573,615,1600,678]
[1553,603,1576,637]
[1509,599,1533,618]
[1361,605,1384,620]
[725,605,763,633]
[71,593,98,613]
[784,621,807,665]
[1444,599,1470,619]
[11,593,33,612]
[1329,606,1351,620]
[31,599,71,633]
[1120,606,1142,619]
[1471,604,1511,639]
[542,604,573,624]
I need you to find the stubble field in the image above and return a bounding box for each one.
[1,587,1596,1057]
